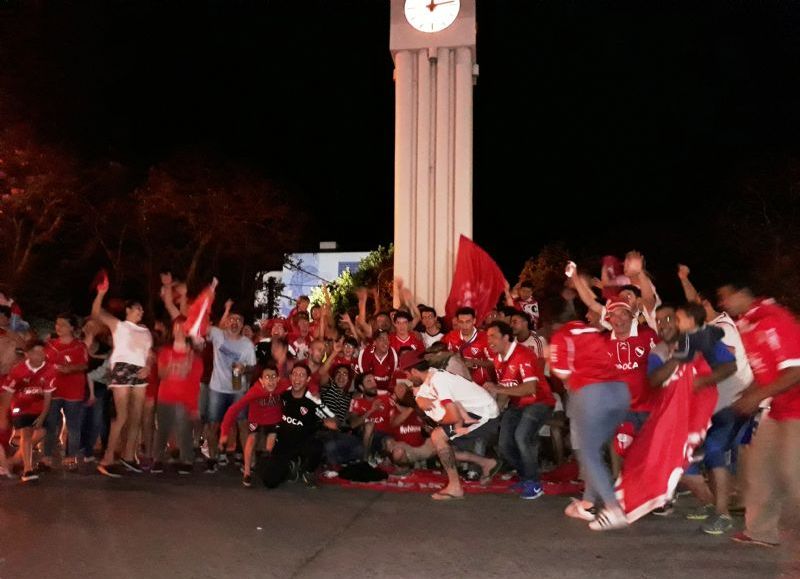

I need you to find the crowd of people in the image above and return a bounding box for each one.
[0,251,798,547]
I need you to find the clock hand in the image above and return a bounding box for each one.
[428,0,456,7]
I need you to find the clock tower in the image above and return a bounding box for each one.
[389,0,477,312]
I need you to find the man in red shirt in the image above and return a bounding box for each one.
[43,314,89,470]
[505,281,540,329]
[0,341,56,482]
[605,299,658,430]
[720,283,800,548]
[349,372,394,459]
[356,330,398,391]
[485,321,555,500]
[442,307,493,385]
[389,310,425,353]
[550,318,630,531]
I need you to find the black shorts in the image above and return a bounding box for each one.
[248,423,279,435]
[450,417,500,451]
[12,414,39,429]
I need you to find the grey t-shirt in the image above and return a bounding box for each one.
[208,326,256,394]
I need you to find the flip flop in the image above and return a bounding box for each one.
[431,491,465,501]
[479,459,503,486]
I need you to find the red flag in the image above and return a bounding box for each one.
[183,284,216,339]
[445,236,508,324]
[616,360,718,523]
[90,269,109,293]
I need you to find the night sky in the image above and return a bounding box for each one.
[4,0,800,293]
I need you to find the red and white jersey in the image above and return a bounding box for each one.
[442,329,492,385]
[518,332,548,360]
[349,391,394,433]
[2,360,56,416]
[289,333,312,360]
[330,354,359,373]
[609,323,658,412]
[421,329,445,349]
[45,338,89,401]
[550,321,618,391]
[492,341,555,407]
[514,297,540,329]
[389,331,425,353]
[356,346,398,387]
[737,298,800,420]
[391,402,426,447]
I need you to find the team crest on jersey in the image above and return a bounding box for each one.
[634,346,645,358]
[299,407,308,416]
[471,347,480,355]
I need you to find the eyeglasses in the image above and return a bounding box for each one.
[656,316,672,325]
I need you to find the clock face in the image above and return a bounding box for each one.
[404,0,461,34]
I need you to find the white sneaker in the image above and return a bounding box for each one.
[589,507,629,531]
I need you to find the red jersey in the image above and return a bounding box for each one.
[550,322,618,391]
[442,329,492,385]
[356,346,398,389]
[45,338,88,401]
[513,297,540,329]
[2,361,56,416]
[492,341,555,407]
[349,392,393,433]
[389,332,425,353]
[609,323,658,411]
[289,333,312,360]
[220,379,288,435]
[737,299,800,420]
[157,347,204,412]
[391,401,426,446]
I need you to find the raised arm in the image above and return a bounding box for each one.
[625,251,657,314]
[91,281,119,332]
[318,338,343,384]
[396,278,421,329]
[677,264,701,304]
[566,262,603,314]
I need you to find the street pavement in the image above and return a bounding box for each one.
[0,466,794,579]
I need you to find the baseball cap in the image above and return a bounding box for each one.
[605,299,632,319]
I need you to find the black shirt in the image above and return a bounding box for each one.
[278,389,335,447]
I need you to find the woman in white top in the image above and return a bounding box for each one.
[92,280,153,477]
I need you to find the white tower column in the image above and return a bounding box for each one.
[390,0,477,313]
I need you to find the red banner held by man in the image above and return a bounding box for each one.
[616,361,718,523]
[445,235,508,324]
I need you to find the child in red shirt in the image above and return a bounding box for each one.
[220,364,286,487]
[0,342,56,482]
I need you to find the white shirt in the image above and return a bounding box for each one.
[710,312,754,412]
[415,369,499,437]
[421,330,444,349]
[110,321,152,368]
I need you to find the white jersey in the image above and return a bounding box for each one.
[415,369,499,437]
[110,321,152,368]
[518,332,548,360]
[421,330,444,349]
[710,312,754,412]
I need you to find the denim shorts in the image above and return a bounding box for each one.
[686,407,748,474]
[207,389,246,424]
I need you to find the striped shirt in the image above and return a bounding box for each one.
[321,383,353,427]
[518,332,548,360]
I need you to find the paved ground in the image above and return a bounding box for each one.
[0,466,795,579]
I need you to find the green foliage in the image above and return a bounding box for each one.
[310,245,394,318]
